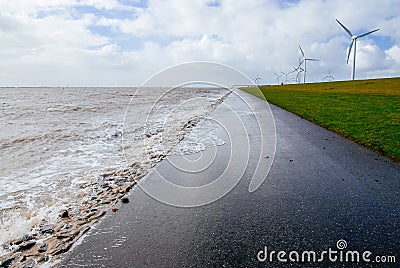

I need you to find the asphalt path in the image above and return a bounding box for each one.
[59,90,399,267]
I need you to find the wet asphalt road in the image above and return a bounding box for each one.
[60,90,399,267]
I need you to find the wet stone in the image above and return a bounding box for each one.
[17,241,36,252]
[38,243,48,253]
[21,258,36,268]
[130,162,140,168]
[13,235,34,246]
[40,224,55,235]
[0,160,148,267]
[69,228,82,237]
[56,232,71,240]
[0,255,16,268]
[60,210,69,218]
[112,130,122,138]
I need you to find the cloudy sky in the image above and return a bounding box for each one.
[0,0,399,86]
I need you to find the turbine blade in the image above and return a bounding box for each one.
[299,45,305,57]
[358,28,380,38]
[298,59,304,67]
[347,40,354,64]
[336,19,353,37]
[307,58,319,61]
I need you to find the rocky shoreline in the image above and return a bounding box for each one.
[0,91,231,268]
[0,163,149,268]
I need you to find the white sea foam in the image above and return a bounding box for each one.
[170,119,225,156]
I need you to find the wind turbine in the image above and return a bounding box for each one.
[336,19,380,80]
[253,73,262,85]
[293,65,304,84]
[292,57,305,84]
[323,70,335,82]
[274,72,284,84]
[281,71,294,84]
[299,45,319,83]
[281,71,288,84]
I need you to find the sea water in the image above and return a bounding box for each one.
[0,87,229,254]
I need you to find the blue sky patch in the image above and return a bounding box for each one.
[370,35,395,50]
[116,35,144,51]
[89,25,119,37]
[119,0,148,8]
[207,1,220,7]
[75,5,136,20]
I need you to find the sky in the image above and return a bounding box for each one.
[0,0,399,86]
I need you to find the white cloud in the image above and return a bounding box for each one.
[0,0,399,86]
[386,45,400,63]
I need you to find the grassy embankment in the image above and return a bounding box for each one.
[242,77,400,162]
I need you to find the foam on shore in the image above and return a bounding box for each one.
[0,87,230,266]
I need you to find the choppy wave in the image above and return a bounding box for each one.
[0,87,229,255]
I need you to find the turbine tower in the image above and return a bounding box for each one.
[299,45,319,83]
[274,72,284,84]
[336,19,380,80]
[293,64,304,84]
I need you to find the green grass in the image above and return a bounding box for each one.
[242,77,400,162]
